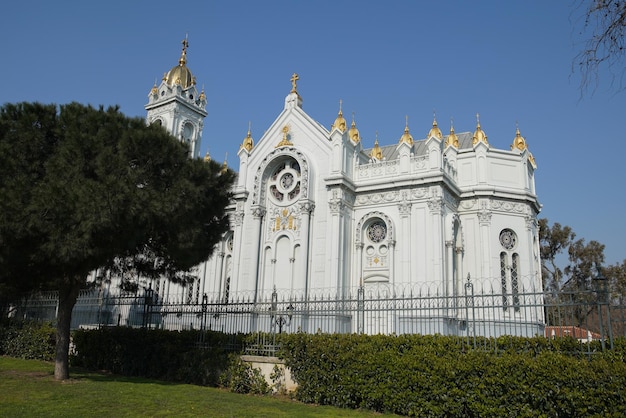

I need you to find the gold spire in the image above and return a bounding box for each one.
[179,35,189,66]
[165,36,195,89]
[203,148,211,162]
[331,99,347,132]
[220,153,228,173]
[240,122,254,152]
[150,79,158,95]
[370,132,383,160]
[399,115,414,145]
[199,85,206,101]
[427,113,443,139]
[445,119,459,148]
[275,125,293,148]
[348,112,361,143]
[472,113,488,145]
[511,125,527,151]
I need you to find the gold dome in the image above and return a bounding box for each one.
[398,116,414,145]
[240,124,254,152]
[165,38,196,89]
[472,114,489,145]
[427,116,443,140]
[203,150,211,162]
[511,127,527,151]
[331,100,347,132]
[445,123,459,148]
[370,136,383,160]
[348,115,361,143]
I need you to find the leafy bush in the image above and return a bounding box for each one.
[72,327,242,386]
[277,333,626,416]
[0,321,55,361]
[220,355,271,395]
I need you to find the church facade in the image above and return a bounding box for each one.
[139,41,544,336]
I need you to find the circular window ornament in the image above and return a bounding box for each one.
[280,173,294,190]
[499,229,517,250]
[368,221,387,243]
[268,159,301,205]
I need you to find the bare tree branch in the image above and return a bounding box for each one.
[574,0,626,95]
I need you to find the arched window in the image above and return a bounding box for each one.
[361,216,391,282]
[499,229,520,312]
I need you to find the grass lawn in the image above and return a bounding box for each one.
[0,357,395,417]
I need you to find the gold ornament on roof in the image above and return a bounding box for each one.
[240,122,254,152]
[290,73,299,94]
[511,125,527,151]
[427,113,443,140]
[331,99,347,132]
[204,149,211,162]
[399,115,414,145]
[528,153,537,168]
[370,133,383,160]
[472,113,489,145]
[276,125,293,148]
[220,153,228,174]
[445,119,459,148]
[164,36,195,89]
[348,112,361,143]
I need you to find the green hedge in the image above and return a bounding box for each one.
[277,334,626,416]
[0,320,56,361]
[72,327,242,386]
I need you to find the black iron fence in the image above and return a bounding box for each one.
[4,277,624,355]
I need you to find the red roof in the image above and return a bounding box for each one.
[545,326,602,340]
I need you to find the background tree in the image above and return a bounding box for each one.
[574,0,626,94]
[0,102,235,380]
[538,218,625,328]
[538,218,575,294]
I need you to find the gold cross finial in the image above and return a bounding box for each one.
[290,73,299,93]
[182,35,189,52]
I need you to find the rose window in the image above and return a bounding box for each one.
[499,229,517,250]
[367,221,387,243]
[268,159,301,205]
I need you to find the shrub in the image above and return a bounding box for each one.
[220,355,271,395]
[0,321,56,361]
[277,333,626,416]
[72,327,241,386]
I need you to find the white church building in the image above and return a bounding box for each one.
[134,40,544,336]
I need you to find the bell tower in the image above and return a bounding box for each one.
[145,37,207,158]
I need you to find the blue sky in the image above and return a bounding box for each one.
[2,1,625,265]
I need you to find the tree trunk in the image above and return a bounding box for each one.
[54,279,80,380]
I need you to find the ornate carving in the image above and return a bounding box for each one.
[490,199,526,213]
[298,200,315,215]
[525,215,537,230]
[251,206,266,219]
[427,197,443,214]
[233,210,245,226]
[460,199,476,210]
[329,199,344,214]
[398,201,412,217]
[477,201,492,225]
